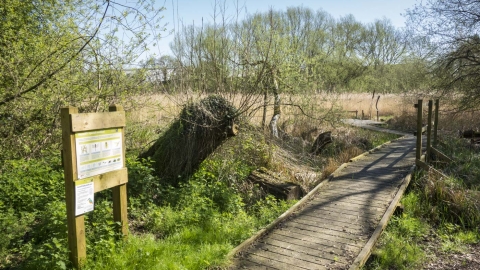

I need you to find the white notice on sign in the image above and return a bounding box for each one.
[75,178,94,216]
[75,128,123,179]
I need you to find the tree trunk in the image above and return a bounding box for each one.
[262,90,268,128]
[247,169,303,200]
[311,131,333,155]
[269,75,281,138]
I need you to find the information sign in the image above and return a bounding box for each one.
[75,128,123,179]
[75,178,94,216]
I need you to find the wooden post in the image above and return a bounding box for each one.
[376,96,380,121]
[61,107,86,268]
[415,100,423,161]
[362,110,364,120]
[109,105,129,237]
[433,99,439,147]
[426,100,433,163]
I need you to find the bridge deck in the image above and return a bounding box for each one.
[231,135,416,270]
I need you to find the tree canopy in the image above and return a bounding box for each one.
[164,5,425,97]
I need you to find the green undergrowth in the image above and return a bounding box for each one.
[0,127,294,270]
[0,123,405,270]
[365,135,480,269]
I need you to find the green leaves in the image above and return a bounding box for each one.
[0,0,166,160]
[0,157,64,213]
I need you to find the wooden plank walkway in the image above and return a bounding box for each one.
[231,134,417,270]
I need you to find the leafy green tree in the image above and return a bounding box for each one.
[0,0,164,160]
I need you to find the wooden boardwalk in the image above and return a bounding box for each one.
[231,134,416,270]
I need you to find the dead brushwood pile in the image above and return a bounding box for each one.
[139,95,238,185]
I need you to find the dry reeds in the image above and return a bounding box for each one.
[321,146,364,178]
[419,171,480,228]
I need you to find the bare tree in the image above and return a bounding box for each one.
[407,0,480,109]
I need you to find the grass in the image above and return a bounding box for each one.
[84,234,229,269]
[84,212,254,269]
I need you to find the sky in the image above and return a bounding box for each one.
[146,0,419,57]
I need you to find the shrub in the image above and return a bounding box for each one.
[126,157,163,204]
[0,209,34,266]
[0,157,64,213]
[17,201,70,270]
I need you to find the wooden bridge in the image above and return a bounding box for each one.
[230,124,417,270]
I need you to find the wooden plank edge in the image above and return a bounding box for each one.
[226,136,402,264]
[71,111,126,132]
[348,164,416,270]
[90,168,128,193]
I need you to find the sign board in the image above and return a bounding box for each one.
[61,105,128,268]
[75,178,94,216]
[75,128,123,179]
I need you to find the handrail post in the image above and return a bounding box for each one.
[415,100,423,161]
[433,99,439,147]
[426,100,433,163]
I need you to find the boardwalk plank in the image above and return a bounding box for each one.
[313,191,393,201]
[292,215,377,233]
[245,245,329,270]
[302,204,385,217]
[293,215,376,233]
[283,219,367,239]
[311,194,389,207]
[282,220,369,242]
[325,181,400,191]
[260,237,349,265]
[316,189,394,200]
[299,207,381,221]
[243,253,309,270]
[310,197,388,209]
[305,202,386,215]
[235,259,274,270]
[333,175,401,182]
[268,233,352,262]
[274,228,352,249]
[277,226,365,247]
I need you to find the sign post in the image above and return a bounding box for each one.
[61,105,128,268]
